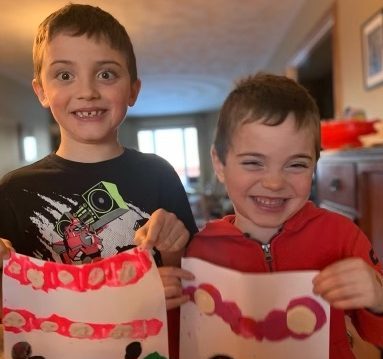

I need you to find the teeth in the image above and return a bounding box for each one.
[75,111,101,118]
[255,197,284,206]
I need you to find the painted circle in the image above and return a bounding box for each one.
[286,305,317,335]
[194,288,215,314]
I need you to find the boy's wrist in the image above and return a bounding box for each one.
[367,274,383,314]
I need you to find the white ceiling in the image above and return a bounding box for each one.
[0,0,307,117]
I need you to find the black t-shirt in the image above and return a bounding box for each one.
[0,148,197,265]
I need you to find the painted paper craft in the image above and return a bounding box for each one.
[2,248,168,359]
[180,258,330,359]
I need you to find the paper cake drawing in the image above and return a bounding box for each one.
[2,248,168,359]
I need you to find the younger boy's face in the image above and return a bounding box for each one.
[32,33,140,147]
[212,114,316,239]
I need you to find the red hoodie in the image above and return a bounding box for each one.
[185,201,383,359]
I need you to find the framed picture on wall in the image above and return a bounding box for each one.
[361,9,383,89]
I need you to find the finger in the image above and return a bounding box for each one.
[133,225,148,247]
[140,209,172,250]
[313,258,366,284]
[0,238,12,261]
[155,218,190,252]
[314,264,376,297]
[318,282,359,303]
[164,283,183,298]
[166,294,190,310]
[148,211,180,250]
[330,293,368,310]
[313,274,356,296]
[157,226,190,252]
[314,275,379,310]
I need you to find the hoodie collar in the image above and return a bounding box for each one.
[199,201,323,237]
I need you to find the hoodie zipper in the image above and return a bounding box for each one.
[259,228,283,271]
[261,243,273,271]
[244,229,281,271]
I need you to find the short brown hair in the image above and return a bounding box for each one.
[213,73,321,164]
[33,3,138,84]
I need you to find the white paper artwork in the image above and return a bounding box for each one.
[2,248,169,359]
[180,257,330,359]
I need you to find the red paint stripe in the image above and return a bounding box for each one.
[4,248,152,292]
[2,308,163,340]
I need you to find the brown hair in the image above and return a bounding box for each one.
[213,72,321,164]
[33,3,138,84]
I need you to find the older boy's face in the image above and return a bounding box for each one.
[212,114,316,240]
[32,34,140,147]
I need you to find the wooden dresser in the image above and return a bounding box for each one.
[316,147,383,263]
[316,148,383,359]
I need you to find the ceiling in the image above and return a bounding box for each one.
[0,0,308,117]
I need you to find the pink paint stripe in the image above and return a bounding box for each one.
[3,308,163,340]
[4,248,152,292]
[184,283,327,341]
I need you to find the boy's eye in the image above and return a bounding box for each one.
[57,72,73,81]
[291,163,308,167]
[288,162,310,170]
[97,70,116,80]
[242,160,264,168]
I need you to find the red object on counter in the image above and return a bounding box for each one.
[321,119,377,150]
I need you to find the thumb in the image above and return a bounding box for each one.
[0,238,13,263]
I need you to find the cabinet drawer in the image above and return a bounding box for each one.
[316,162,357,209]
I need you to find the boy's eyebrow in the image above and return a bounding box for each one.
[48,60,123,67]
[237,152,314,161]
[290,153,313,161]
[95,60,124,67]
[237,152,266,158]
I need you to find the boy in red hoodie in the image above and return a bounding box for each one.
[186,73,383,358]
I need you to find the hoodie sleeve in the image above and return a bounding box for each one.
[347,229,383,347]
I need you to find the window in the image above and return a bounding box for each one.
[137,127,200,186]
[22,135,38,162]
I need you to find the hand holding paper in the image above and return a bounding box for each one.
[159,266,194,309]
[134,208,189,252]
[313,257,383,313]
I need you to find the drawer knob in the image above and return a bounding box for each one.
[329,178,341,192]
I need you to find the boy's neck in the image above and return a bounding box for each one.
[56,142,124,163]
[234,217,280,244]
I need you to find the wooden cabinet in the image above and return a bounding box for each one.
[316,148,383,262]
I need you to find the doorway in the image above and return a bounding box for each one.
[297,31,334,119]
[287,15,335,120]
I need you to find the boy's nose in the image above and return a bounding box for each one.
[76,79,100,100]
[261,171,285,191]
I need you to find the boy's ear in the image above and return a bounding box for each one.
[127,79,141,107]
[32,79,49,108]
[211,146,225,184]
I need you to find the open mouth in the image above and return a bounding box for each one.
[253,196,287,208]
[73,110,105,118]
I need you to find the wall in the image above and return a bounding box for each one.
[0,75,51,177]
[266,0,383,119]
[337,0,383,118]
[266,0,334,74]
